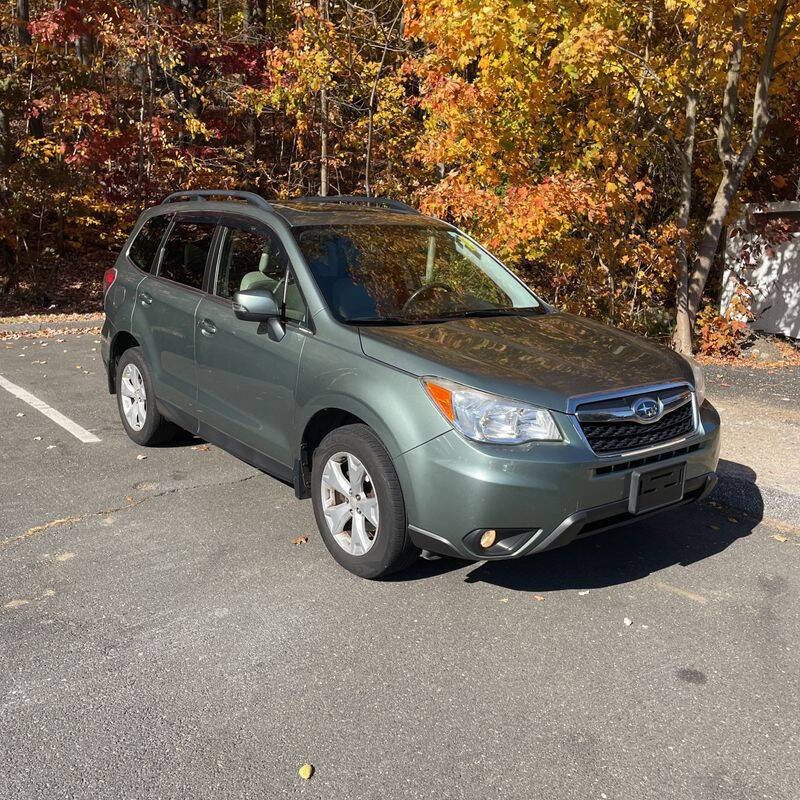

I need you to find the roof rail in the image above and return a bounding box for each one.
[294,195,420,214]
[162,190,272,211]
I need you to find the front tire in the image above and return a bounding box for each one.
[116,347,176,446]
[311,424,419,579]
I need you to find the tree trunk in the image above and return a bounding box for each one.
[244,0,266,34]
[672,38,698,355]
[16,0,31,46]
[687,168,741,317]
[319,86,329,196]
[318,0,329,196]
[0,109,10,166]
[686,0,787,320]
[17,0,44,138]
[365,7,402,197]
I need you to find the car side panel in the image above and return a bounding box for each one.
[195,294,307,467]
[131,275,203,416]
[293,330,451,459]
[103,213,164,390]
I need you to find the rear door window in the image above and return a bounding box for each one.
[128,214,170,272]
[158,217,217,290]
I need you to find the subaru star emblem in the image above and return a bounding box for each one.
[632,396,661,421]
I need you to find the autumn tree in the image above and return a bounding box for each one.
[1,0,798,353]
[671,0,795,353]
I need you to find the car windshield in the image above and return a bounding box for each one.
[294,223,543,324]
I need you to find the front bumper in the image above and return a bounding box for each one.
[394,400,721,560]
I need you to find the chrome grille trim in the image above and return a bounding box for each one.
[569,382,700,459]
[575,387,692,425]
[565,381,694,415]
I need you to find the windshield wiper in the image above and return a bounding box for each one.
[438,307,545,319]
[347,316,444,326]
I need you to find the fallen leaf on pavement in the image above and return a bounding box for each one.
[33,436,42,441]
[298,764,314,780]
[770,534,788,543]
[709,524,720,531]
[578,590,589,596]
[623,617,633,626]
[292,536,309,545]
[498,597,509,603]
[533,595,544,602]
[16,412,24,417]
[192,444,211,452]
[136,454,147,460]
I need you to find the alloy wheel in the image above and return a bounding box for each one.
[320,451,379,556]
[120,363,147,431]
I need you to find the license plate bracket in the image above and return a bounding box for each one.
[628,462,686,514]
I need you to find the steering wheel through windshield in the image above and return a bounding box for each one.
[401,282,453,315]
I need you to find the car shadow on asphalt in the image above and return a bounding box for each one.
[154,430,205,448]
[395,461,763,592]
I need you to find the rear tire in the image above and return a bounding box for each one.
[311,424,419,579]
[115,347,177,446]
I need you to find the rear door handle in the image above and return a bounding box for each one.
[139,291,153,306]
[198,318,217,337]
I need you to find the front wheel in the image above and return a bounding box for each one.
[311,424,419,579]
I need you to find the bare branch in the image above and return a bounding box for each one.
[738,0,789,170]
[716,6,745,165]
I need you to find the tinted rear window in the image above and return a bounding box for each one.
[128,215,170,272]
[158,218,217,290]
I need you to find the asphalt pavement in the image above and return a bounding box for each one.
[1,332,798,800]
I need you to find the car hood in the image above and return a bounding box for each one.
[358,312,693,413]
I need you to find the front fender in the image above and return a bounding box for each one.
[293,337,450,458]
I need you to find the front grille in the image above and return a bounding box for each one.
[580,402,694,454]
[594,442,703,475]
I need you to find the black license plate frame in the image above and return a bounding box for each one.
[628,462,686,514]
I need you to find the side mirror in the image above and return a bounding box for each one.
[232,287,280,321]
[232,287,285,341]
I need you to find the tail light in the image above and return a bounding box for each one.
[103,267,117,298]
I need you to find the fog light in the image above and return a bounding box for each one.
[479,529,497,549]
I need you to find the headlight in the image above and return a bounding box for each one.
[683,355,706,406]
[423,377,562,444]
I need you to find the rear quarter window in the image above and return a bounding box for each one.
[128,214,170,272]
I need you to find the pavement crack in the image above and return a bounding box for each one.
[2,472,260,548]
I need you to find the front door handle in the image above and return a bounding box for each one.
[139,291,153,306]
[198,318,217,337]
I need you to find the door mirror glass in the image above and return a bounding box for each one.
[232,287,280,321]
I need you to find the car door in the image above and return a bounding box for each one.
[194,216,309,468]
[132,213,219,424]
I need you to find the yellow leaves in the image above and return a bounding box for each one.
[298,764,314,780]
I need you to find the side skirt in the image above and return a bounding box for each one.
[156,399,294,486]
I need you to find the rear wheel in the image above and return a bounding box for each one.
[311,424,419,578]
[116,347,176,445]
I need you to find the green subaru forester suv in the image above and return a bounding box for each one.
[101,190,720,578]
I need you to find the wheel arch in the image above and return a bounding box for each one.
[107,330,140,393]
[293,400,402,499]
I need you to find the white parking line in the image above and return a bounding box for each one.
[0,374,101,443]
